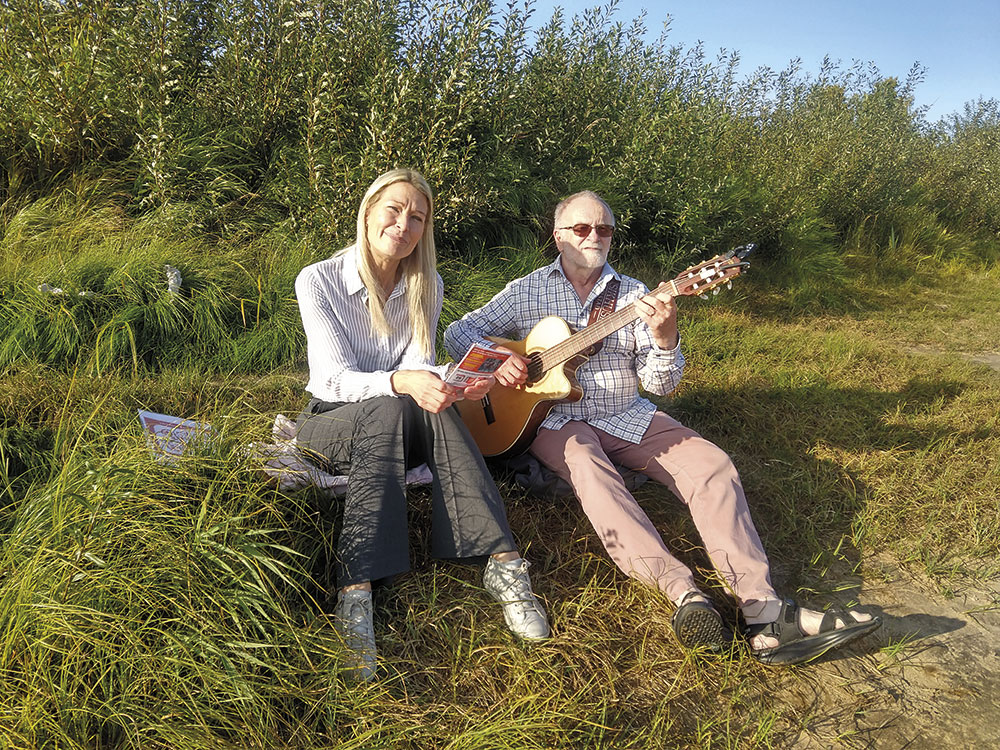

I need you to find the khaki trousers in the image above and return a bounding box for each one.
[530,411,778,608]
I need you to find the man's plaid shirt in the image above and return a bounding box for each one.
[444,256,684,443]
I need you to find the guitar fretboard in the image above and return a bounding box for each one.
[524,246,752,382]
[531,294,661,378]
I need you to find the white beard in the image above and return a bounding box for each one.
[575,247,607,269]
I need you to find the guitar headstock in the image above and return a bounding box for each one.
[671,243,755,299]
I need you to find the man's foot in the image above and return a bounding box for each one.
[744,599,881,665]
[671,590,733,652]
[483,557,550,640]
[334,589,377,681]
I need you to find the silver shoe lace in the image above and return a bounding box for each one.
[484,557,550,639]
[335,590,376,680]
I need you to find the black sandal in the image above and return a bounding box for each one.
[744,599,882,665]
[671,592,733,652]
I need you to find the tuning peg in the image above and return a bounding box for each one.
[713,288,719,295]
[727,282,732,290]
[699,294,709,300]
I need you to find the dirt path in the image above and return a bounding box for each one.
[772,348,1000,749]
[903,345,1000,375]
[772,559,1000,748]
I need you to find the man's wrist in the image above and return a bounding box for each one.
[653,332,679,350]
[651,333,680,352]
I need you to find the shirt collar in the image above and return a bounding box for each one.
[549,255,620,307]
[343,245,407,300]
[343,246,365,295]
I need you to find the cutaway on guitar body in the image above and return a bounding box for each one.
[455,316,586,458]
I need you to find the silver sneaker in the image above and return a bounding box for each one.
[483,557,550,640]
[334,589,376,681]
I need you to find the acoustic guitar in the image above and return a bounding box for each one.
[456,244,755,458]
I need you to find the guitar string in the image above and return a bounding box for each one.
[532,262,740,376]
[535,300,643,372]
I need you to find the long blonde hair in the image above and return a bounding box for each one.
[353,168,438,360]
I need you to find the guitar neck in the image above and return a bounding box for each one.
[535,295,654,373]
[530,245,753,377]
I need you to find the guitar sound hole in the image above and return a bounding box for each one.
[526,353,543,383]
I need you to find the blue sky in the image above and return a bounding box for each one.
[520,0,999,121]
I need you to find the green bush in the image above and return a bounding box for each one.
[3,0,997,267]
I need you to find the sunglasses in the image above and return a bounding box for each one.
[558,223,615,238]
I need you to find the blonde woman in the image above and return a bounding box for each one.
[295,169,548,680]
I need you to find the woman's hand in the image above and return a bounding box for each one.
[461,377,493,401]
[391,370,462,413]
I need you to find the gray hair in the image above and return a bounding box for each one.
[553,190,615,226]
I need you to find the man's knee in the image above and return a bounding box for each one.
[699,442,739,481]
[563,432,615,465]
[563,445,626,491]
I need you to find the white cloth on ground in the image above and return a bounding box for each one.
[256,414,433,496]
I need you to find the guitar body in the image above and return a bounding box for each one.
[456,316,587,458]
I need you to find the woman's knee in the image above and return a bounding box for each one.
[352,395,415,434]
[360,395,406,417]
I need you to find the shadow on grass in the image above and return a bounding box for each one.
[665,374,980,580]
[405,372,986,672]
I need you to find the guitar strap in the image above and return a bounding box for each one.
[586,277,621,355]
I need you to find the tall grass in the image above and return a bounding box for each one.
[2,1,999,747]
[0,423,330,748]
[0,191,315,373]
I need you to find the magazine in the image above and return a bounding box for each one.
[138,410,213,462]
[444,342,512,387]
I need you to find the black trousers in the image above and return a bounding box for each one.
[296,395,517,587]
